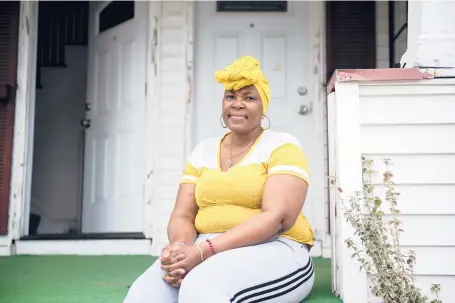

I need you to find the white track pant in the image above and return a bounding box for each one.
[123,233,314,303]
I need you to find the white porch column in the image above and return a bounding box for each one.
[402,1,455,68]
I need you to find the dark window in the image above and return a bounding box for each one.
[216,1,287,12]
[99,1,134,33]
[325,1,376,80]
[389,1,408,67]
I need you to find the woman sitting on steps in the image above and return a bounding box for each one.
[123,56,315,303]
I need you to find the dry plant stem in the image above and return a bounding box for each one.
[335,157,442,303]
[383,160,406,276]
[363,160,394,287]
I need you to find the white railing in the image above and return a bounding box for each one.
[327,69,455,303]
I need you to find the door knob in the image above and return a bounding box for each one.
[298,105,309,115]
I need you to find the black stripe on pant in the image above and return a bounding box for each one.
[230,258,314,303]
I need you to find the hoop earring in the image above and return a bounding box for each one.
[262,115,270,130]
[220,115,227,128]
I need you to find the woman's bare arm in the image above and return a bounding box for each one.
[167,184,199,246]
[203,174,308,255]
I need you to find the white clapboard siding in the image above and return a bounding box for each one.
[361,125,455,154]
[330,78,455,303]
[365,154,455,184]
[149,2,194,255]
[359,80,455,302]
[371,184,455,215]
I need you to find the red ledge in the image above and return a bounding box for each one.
[326,68,434,94]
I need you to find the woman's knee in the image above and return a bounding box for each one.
[123,261,178,303]
[178,267,229,303]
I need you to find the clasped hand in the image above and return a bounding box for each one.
[160,243,203,288]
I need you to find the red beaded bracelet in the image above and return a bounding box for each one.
[205,239,216,255]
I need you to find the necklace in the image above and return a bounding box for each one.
[227,140,254,168]
[227,130,263,168]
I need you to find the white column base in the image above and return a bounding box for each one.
[403,1,455,69]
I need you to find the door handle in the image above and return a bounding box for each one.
[297,86,308,96]
[81,119,91,129]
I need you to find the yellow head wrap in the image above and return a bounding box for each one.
[215,56,270,114]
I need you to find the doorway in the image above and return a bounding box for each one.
[25,1,147,239]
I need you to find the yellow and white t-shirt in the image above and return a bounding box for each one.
[180,129,314,245]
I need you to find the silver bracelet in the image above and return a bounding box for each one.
[196,244,205,262]
[174,242,186,248]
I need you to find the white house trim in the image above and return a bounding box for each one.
[144,0,162,240]
[148,1,196,256]
[6,1,38,245]
[307,0,331,258]
[328,81,369,303]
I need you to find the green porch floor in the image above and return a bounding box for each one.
[0,256,341,303]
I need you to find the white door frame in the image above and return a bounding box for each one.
[305,0,332,257]
[143,0,161,239]
[8,1,39,242]
[9,1,159,242]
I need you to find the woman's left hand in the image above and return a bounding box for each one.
[160,245,204,275]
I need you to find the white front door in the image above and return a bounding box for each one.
[82,1,147,233]
[194,2,325,241]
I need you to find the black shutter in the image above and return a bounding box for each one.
[0,1,19,235]
[326,1,376,80]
